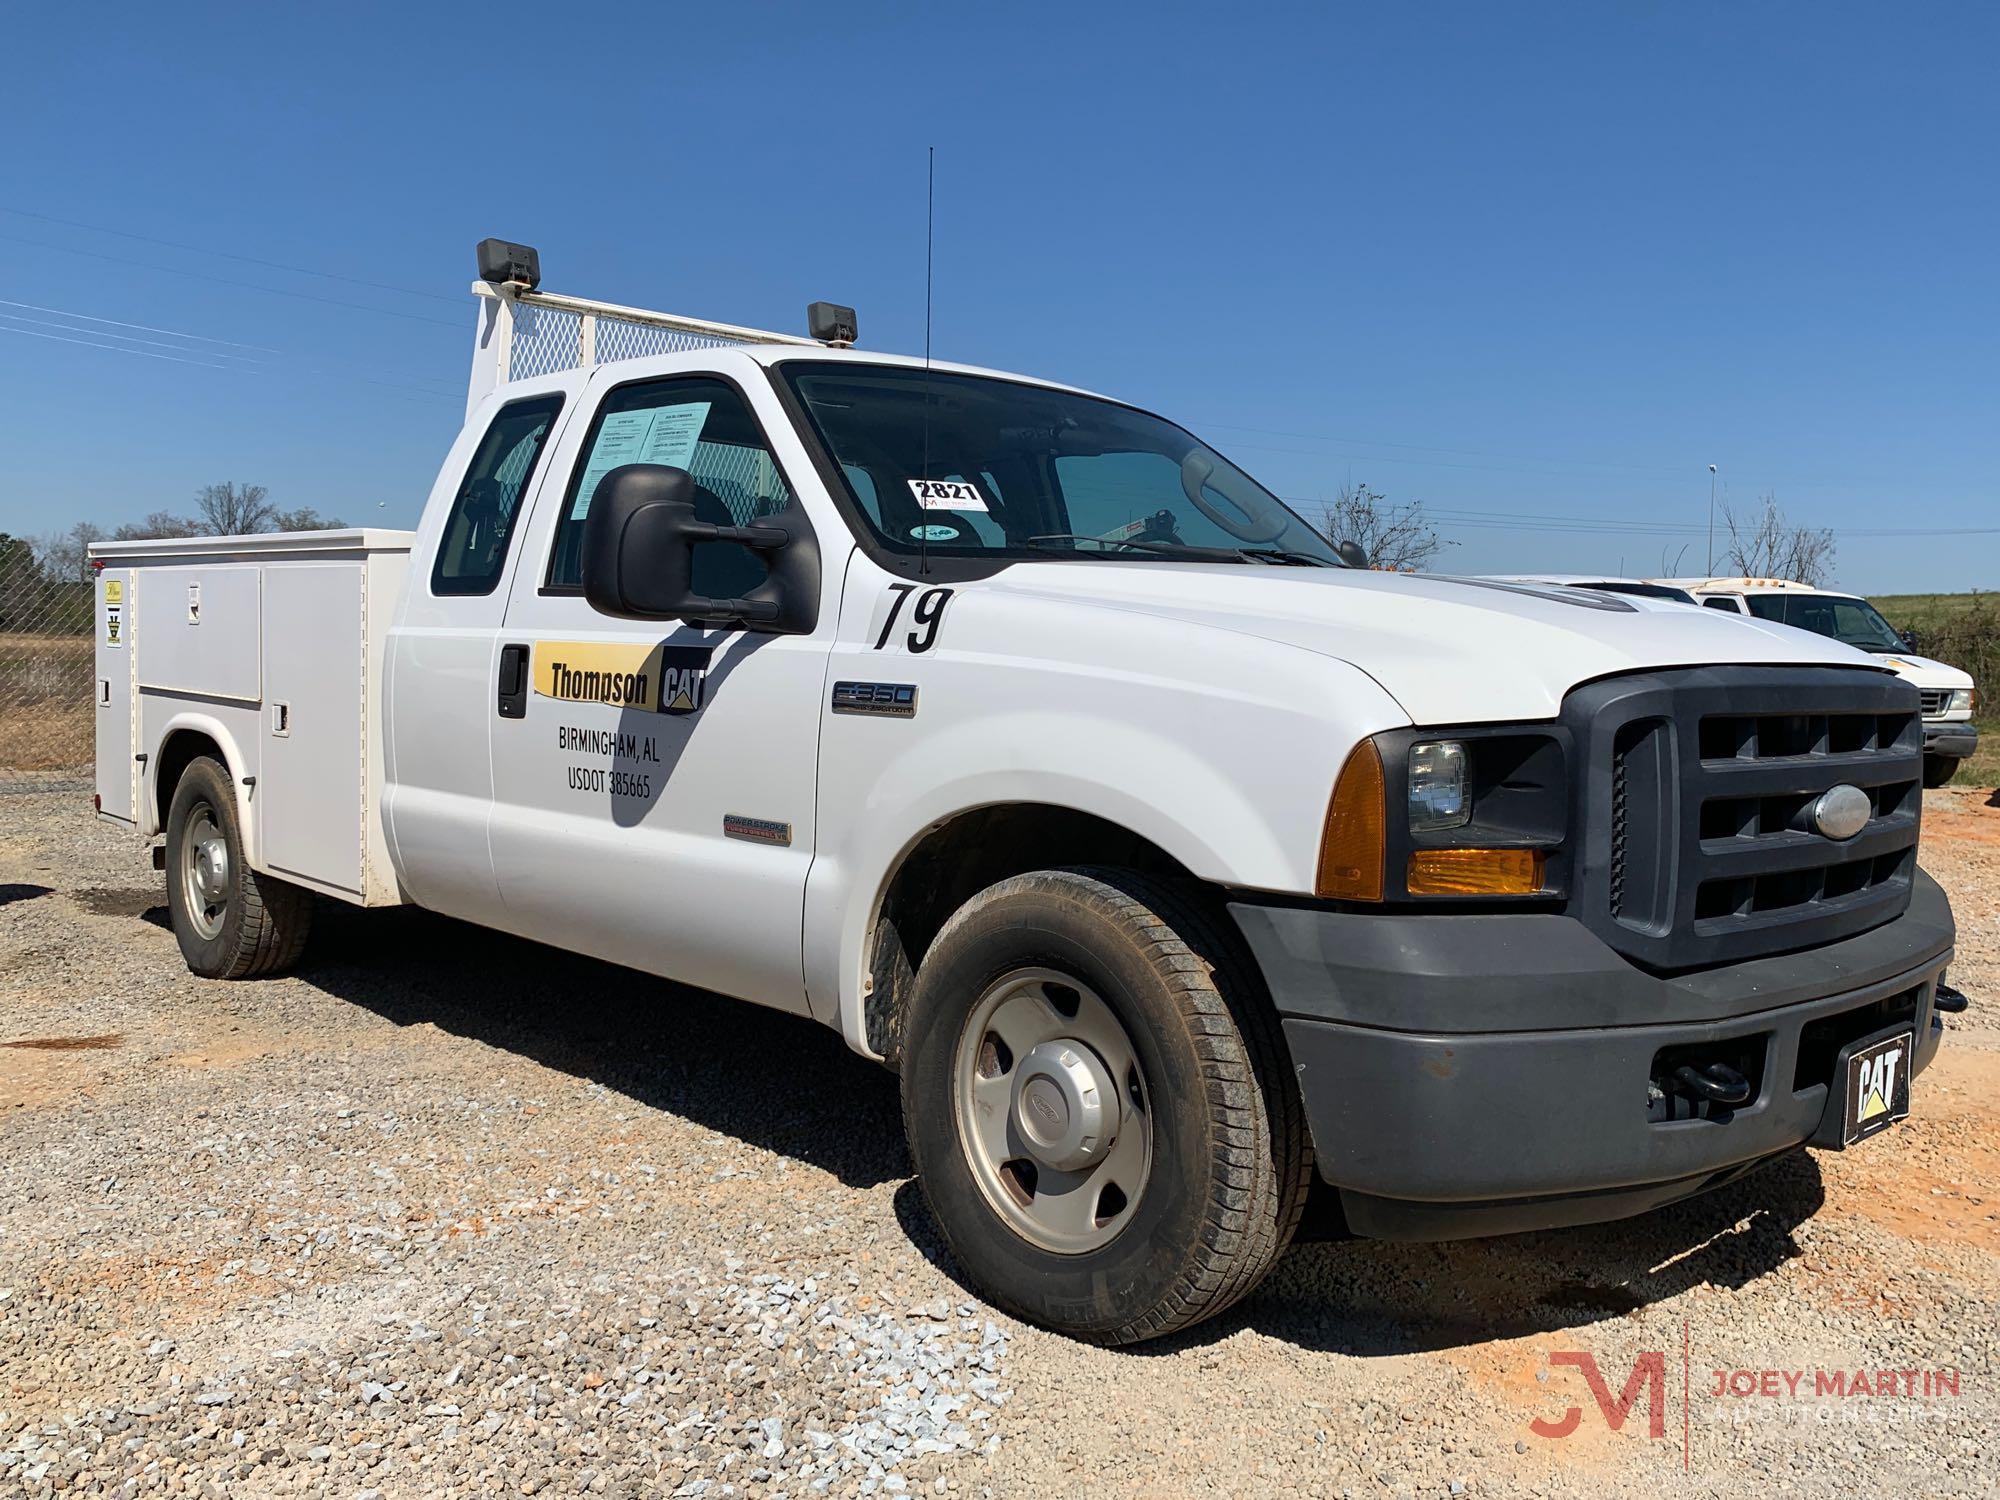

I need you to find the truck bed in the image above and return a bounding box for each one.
[90,529,414,906]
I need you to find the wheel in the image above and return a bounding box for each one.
[899,867,1311,1344]
[164,756,313,978]
[1922,755,1959,789]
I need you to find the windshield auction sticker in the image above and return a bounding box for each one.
[906,478,989,512]
[532,640,712,715]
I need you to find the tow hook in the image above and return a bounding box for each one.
[1934,983,1969,1014]
[1671,1061,1754,1107]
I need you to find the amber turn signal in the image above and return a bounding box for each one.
[1316,740,1386,900]
[1406,848,1546,897]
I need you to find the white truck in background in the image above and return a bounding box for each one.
[1666,578,1979,786]
[91,241,1964,1344]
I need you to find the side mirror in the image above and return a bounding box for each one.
[580,464,818,634]
[1900,629,1920,651]
[1335,539,1369,569]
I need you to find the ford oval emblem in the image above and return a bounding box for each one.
[1810,784,1871,841]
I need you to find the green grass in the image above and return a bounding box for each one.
[1871,593,1996,789]
[1872,592,1991,635]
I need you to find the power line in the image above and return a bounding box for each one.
[0,205,461,305]
[1200,417,1688,479]
[0,296,285,353]
[0,295,460,393]
[1291,496,2000,540]
[0,320,236,371]
[0,232,465,330]
[0,317,455,405]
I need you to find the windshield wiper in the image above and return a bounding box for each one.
[1023,534,1247,562]
[1234,547,1337,567]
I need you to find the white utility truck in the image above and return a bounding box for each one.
[92,242,1963,1344]
[1666,577,1979,786]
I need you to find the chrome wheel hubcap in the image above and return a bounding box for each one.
[181,804,229,940]
[953,969,1152,1254]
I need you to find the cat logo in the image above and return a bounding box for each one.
[533,641,712,716]
[1855,1050,1900,1122]
[1843,1033,1911,1145]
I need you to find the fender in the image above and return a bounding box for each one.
[144,711,255,852]
[803,590,1413,1053]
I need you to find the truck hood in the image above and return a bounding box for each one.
[989,564,1885,724]
[1868,653,1974,692]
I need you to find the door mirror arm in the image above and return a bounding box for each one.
[580,464,819,635]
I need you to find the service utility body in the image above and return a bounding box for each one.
[90,241,1964,1344]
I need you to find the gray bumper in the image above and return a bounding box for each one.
[1229,870,1956,1240]
[1924,722,1978,758]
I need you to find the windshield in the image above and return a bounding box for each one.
[1745,594,1906,651]
[780,362,1343,565]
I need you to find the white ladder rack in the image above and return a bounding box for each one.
[467,280,826,417]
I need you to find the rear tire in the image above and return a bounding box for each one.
[164,756,312,978]
[899,866,1310,1344]
[1923,755,1959,789]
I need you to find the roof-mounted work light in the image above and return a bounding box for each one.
[477,238,541,290]
[807,301,857,346]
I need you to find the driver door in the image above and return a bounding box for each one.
[486,366,838,1014]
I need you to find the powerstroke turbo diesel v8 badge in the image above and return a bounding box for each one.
[533,641,712,715]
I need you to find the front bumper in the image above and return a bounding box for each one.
[1924,721,1979,758]
[1229,870,1956,1240]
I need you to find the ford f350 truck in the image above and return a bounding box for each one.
[90,242,1964,1344]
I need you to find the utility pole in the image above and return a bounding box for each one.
[1706,464,1718,574]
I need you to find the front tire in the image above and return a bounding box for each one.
[164,756,313,978]
[899,867,1310,1344]
[1922,754,1960,789]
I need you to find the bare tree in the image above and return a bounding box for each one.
[112,511,203,541]
[272,506,348,532]
[1722,493,1836,586]
[194,481,276,536]
[32,521,105,582]
[1318,482,1451,572]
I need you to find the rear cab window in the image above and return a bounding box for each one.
[431,394,564,596]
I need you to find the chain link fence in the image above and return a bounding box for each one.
[0,539,93,793]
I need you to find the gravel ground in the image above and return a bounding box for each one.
[1,785,1995,1498]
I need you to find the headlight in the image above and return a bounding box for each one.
[1408,741,1470,831]
[1950,688,1975,713]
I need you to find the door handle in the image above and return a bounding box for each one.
[497,643,531,719]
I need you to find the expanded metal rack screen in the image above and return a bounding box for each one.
[505,301,748,384]
[469,281,826,415]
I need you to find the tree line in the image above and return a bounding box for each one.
[1,483,344,634]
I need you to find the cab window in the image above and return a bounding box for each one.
[545,376,794,595]
[431,394,563,596]
[1702,596,1744,612]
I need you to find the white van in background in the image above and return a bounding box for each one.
[1665,578,1978,786]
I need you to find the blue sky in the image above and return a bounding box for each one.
[2,3,1994,593]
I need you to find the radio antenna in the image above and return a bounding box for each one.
[919,145,935,577]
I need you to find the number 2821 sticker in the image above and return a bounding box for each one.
[906,478,988,512]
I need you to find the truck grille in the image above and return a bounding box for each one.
[1565,667,1922,970]
[1919,688,1950,716]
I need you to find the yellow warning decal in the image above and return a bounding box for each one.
[531,640,710,716]
[103,579,124,604]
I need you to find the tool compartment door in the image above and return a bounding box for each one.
[259,563,365,895]
[93,568,135,822]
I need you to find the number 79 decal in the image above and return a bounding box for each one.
[873,584,954,653]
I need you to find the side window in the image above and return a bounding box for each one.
[546,377,795,595]
[1704,595,1745,613]
[431,393,563,596]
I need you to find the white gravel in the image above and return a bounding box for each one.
[1,786,1995,1497]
